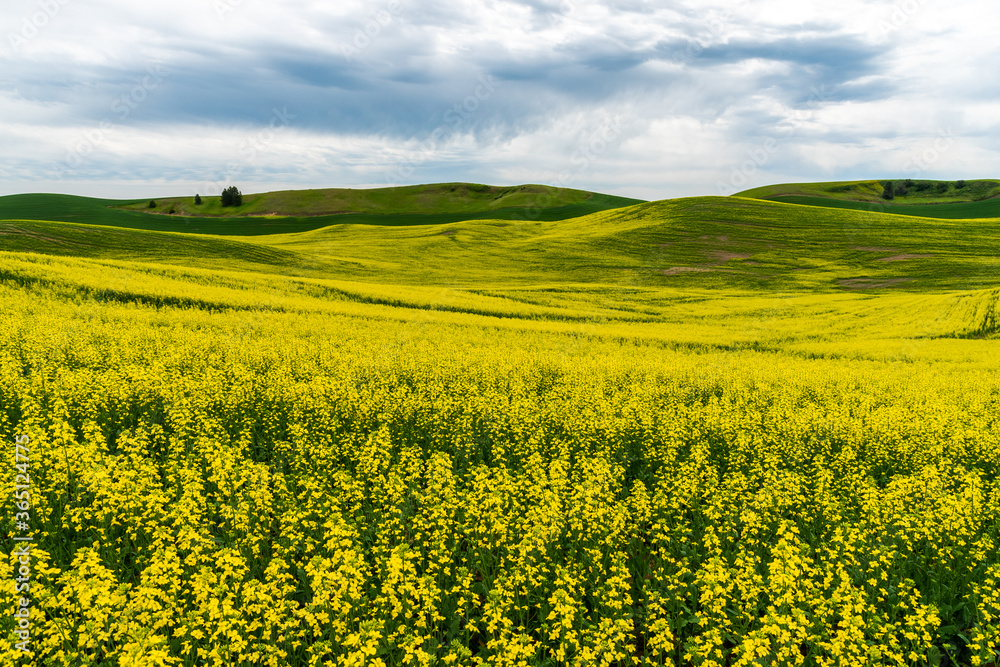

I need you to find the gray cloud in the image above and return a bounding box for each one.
[0,0,996,200]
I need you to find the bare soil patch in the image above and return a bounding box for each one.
[705,251,752,264]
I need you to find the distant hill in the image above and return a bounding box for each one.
[736,179,1000,219]
[0,184,645,236]
[114,183,624,217]
[6,196,1000,295]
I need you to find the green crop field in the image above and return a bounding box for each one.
[736,179,1000,219]
[114,183,608,217]
[0,185,643,237]
[737,179,1000,204]
[1,184,999,666]
[738,195,1000,220]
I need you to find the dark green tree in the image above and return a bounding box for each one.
[881,181,895,200]
[194,194,202,205]
[148,200,157,208]
[221,186,243,207]
[956,180,967,189]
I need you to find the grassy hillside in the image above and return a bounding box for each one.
[251,196,1000,292]
[737,178,1000,204]
[3,196,1000,295]
[2,186,1000,665]
[741,194,1000,219]
[114,183,615,217]
[0,188,643,236]
[0,219,308,271]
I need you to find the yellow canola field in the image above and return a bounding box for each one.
[0,255,997,666]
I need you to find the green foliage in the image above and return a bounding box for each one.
[194,194,202,205]
[739,178,1000,205]
[147,200,156,209]
[881,180,895,200]
[221,185,243,207]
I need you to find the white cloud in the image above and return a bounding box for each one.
[1,0,997,200]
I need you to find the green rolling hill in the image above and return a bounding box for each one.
[2,183,999,350]
[739,194,1000,219]
[2,180,1000,666]
[736,179,1000,219]
[2,195,1000,294]
[0,184,644,236]
[114,183,612,217]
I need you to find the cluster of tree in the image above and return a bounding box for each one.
[147,200,176,213]
[882,179,967,200]
[221,186,243,207]
[150,189,242,209]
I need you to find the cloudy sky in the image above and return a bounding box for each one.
[2,0,997,200]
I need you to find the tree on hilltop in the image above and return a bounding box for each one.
[194,194,202,205]
[881,181,895,200]
[221,186,243,207]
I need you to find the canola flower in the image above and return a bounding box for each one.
[0,255,997,666]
